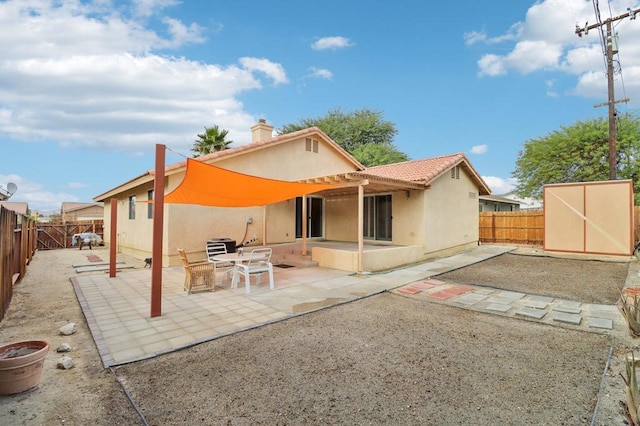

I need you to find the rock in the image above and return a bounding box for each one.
[57,356,74,370]
[59,323,77,336]
[56,343,72,353]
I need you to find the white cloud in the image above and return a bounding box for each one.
[470,144,488,154]
[482,176,517,195]
[478,41,562,76]
[239,57,288,85]
[308,67,333,80]
[311,36,354,51]
[477,54,507,77]
[0,1,289,154]
[161,17,206,47]
[463,23,522,46]
[133,0,180,18]
[469,0,640,102]
[0,173,78,211]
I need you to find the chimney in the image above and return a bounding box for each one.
[251,119,274,142]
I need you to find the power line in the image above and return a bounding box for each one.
[575,6,639,180]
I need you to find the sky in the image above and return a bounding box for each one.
[1,0,640,213]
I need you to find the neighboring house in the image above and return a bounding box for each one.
[0,202,28,215]
[502,192,543,211]
[94,120,490,272]
[479,195,521,212]
[61,202,104,223]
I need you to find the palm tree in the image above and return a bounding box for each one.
[191,125,233,157]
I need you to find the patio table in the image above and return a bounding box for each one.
[211,251,269,289]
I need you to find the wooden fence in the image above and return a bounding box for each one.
[481,207,640,246]
[0,206,37,322]
[479,211,544,245]
[37,220,104,250]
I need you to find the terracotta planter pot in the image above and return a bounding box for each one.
[0,340,49,396]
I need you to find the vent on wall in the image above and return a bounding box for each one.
[305,138,319,153]
[450,166,460,179]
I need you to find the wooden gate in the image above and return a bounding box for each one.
[37,221,104,250]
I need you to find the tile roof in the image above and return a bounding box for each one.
[165,126,364,173]
[363,153,490,194]
[364,153,463,183]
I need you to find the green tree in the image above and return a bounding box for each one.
[351,142,409,167]
[191,125,233,157]
[278,108,406,165]
[512,113,640,202]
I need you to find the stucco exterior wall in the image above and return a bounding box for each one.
[214,136,357,180]
[324,194,359,241]
[265,201,296,244]
[392,189,425,246]
[423,171,479,253]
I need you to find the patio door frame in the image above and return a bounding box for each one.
[295,196,324,239]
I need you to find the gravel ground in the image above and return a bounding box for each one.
[116,294,612,425]
[436,251,629,305]
[0,247,637,425]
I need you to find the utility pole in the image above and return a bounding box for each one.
[575,7,638,180]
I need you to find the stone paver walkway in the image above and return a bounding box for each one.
[393,277,624,333]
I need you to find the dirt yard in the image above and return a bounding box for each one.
[0,247,637,425]
[436,251,629,304]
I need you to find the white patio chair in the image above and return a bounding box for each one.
[233,248,274,294]
[206,242,233,285]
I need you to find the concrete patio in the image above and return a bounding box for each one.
[70,244,629,368]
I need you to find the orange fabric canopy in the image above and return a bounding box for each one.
[164,158,340,207]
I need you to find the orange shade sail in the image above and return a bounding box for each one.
[164,158,340,207]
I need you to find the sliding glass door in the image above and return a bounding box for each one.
[363,194,392,241]
[295,196,324,238]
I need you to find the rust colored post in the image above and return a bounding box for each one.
[109,198,117,278]
[151,144,165,317]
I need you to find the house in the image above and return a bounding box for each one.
[479,194,521,212]
[502,192,543,211]
[60,202,104,223]
[0,202,28,216]
[94,120,490,272]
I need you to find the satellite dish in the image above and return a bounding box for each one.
[6,182,17,194]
